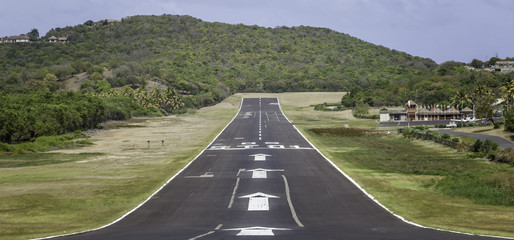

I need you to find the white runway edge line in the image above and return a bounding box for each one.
[35,98,246,240]
[275,97,513,240]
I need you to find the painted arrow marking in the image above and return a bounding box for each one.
[247,168,284,179]
[224,226,291,236]
[239,192,279,211]
[250,153,271,161]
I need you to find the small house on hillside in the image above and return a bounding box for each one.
[48,36,68,43]
[93,19,121,26]
[0,35,30,43]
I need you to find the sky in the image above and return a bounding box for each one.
[0,0,513,64]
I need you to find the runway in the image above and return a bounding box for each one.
[56,98,502,240]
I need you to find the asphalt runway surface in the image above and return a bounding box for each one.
[55,98,504,240]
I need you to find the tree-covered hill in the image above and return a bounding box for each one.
[1,14,436,100]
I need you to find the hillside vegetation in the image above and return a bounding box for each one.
[1,14,436,95]
[0,14,440,144]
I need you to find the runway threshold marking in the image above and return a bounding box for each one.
[282,175,304,227]
[239,192,279,211]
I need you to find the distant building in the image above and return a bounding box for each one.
[93,19,121,26]
[380,100,472,122]
[467,61,514,73]
[48,36,68,43]
[0,35,30,43]
[492,61,514,72]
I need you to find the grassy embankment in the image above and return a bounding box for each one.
[270,93,513,238]
[0,95,242,240]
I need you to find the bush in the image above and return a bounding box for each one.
[484,139,499,152]
[472,140,484,152]
[441,133,451,139]
[354,103,369,115]
[452,137,460,143]
[472,139,499,153]
[489,148,514,164]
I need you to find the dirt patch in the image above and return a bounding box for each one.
[146,80,168,91]
[49,95,242,157]
[63,72,89,91]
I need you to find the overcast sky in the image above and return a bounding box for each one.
[0,0,513,64]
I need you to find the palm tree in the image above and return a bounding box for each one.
[164,87,184,111]
[120,86,135,99]
[151,88,165,108]
[500,79,514,111]
[451,90,470,111]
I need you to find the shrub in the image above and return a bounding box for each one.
[456,142,470,152]
[441,133,451,139]
[488,148,514,164]
[472,140,484,152]
[484,139,499,152]
[452,137,460,143]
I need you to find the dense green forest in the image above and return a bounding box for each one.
[0,14,512,143]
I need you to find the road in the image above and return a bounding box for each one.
[436,129,514,149]
[56,98,502,240]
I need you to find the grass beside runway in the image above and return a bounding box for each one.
[0,95,242,240]
[278,101,514,238]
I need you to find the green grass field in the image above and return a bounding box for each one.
[278,98,514,237]
[1,93,513,239]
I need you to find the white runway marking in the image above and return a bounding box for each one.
[188,224,223,240]
[268,145,285,149]
[224,226,291,236]
[247,168,284,179]
[282,175,304,227]
[227,178,240,209]
[236,168,246,176]
[275,112,280,121]
[184,172,214,178]
[250,153,271,161]
[239,192,279,211]
[209,146,228,150]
